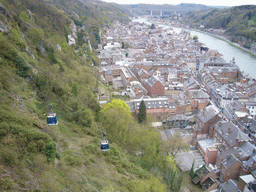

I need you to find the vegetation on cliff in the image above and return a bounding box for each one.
[0,0,183,191]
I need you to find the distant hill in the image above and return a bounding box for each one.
[180,5,256,49]
[119,3,210,16]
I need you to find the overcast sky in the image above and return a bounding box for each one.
[102,0,256,7]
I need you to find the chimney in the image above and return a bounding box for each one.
[136,88,139,94]
[228,127,231,134]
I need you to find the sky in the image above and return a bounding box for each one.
[102,0,256,7]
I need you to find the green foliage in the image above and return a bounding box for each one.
[72,18,83,27]
[193,35,199,41]
[71,83,78,96]
[45,140,57,162]
[0,177,15,190]
[14,55,31,77]
[101,99,131,115]
[190,161,195,178]
[26,27,44,45]
[9,29,26,51]
[181,5,256,48]
[150,23,156,29]
[163,157,183,191]
[20,11,30,22]
[0,33,18,60]
[0,147,19,167]
[138,100,147,124]
[0,0,174,191]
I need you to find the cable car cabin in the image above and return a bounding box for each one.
[47,113,58,125]
[101,139,109,151]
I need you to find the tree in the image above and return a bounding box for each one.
[192,35,199,42]
[150,23,156,29]
[163,132,188,157]
[138,100,146,124]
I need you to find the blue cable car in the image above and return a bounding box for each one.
[101,132,109,151]
[47,104,58,125]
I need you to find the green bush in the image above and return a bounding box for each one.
[14,55,31,77]
[0,177,15,190]
[26,27,44,45]
[0,147,19,167]
[45,140,56,162]
[0,34,18,60]
[9,29,26,51]
[64,155,83,166]
[82,144,97,154]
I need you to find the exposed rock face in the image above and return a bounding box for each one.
[0,21,7,32]
[70,20,77,38]
[56,44,61,51]
[28,9,34,21]
[251,42,256,55]
[67,21,77,45]
[0,2,12,18]
[68,34,76,45]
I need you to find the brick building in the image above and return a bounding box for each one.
[126,97,171,121]
[143,75,165,96]
[210,121,250,149]
[219,154,242,182]
[195,105,220,135]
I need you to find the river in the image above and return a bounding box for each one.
[133,17,256,79]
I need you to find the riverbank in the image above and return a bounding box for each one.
[191,28,256,58]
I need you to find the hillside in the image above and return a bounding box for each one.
[119,3,209,17]
[0,0,183,191]
[180,5,256,49]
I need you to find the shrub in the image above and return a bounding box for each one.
[0,34,18,60]
[14,55,31,77]
[26,27,44,45]
[45,140,56,162]
[0,177,15,190]
[64,155,82,166]
[9,29,26,51]
[0,147,19,167]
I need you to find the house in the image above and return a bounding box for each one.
[220,154,242,182]
[143,75,165,96]
[188,89,210,100]
[220,179,240,192]
[211,121,251,149]
[237,175,256,191]
[195,105,220,135]
[237,116,256,143]
[247,86,256,102]
[192,165,218,191]
[217,90,239,110]
[137,68,149,80]
[197,139,218,164]
[127,82,148,98]
[199,56,228,72]
[223,101,249,122]
[184,77,200,93]
[120,67,137,87]
[246,102,256,116]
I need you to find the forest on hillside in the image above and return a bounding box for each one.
[180,5,256,49]
[0,0,185,191]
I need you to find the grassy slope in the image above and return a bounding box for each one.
[0,0,171,191]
